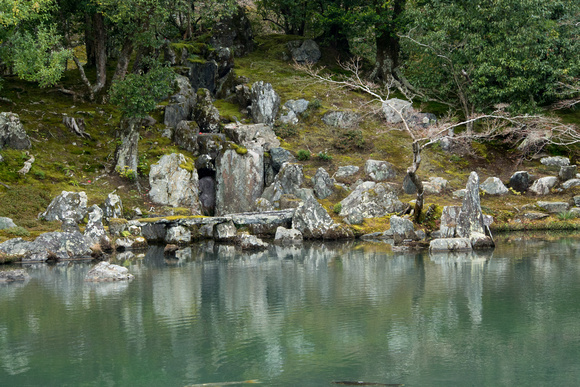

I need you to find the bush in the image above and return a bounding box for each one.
[297,149,311,161]
[274,123,298,138]
[333,203,342,214]
[317,151,333,161]
[333,129,366,151]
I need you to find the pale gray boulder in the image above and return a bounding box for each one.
[39,191,88,223]
[430,238,472,251]
[540,156,569,167]
[215,221,237,241]
[164,74,196,128]
[321,111,360,128]
[456,172,486,239]
[0,217,17,230]
[389,215,419,245]
[165,226,191,244]
[339,181,404,218]
[237,232,269,250]
[85,262,134,282]
[287,39,321,63]
[250,81,280,125]
[103,193,123,219]
[529,176,558,195]
[312,167,335,199]
[440,206,461,238]
[0,112,31,150]
[480,177,508,195]
[222,123,280,151]
[193,88,221,133]
[562,179,580,190]
[365,159,396,181]
[274,227,303,245]
[149,153,201,213]
[292,195,352,239]
[536,201,570,213]
[84,205,108,245]
[559,165,577,181]
[382,98,413,124]
[335,165,359,179]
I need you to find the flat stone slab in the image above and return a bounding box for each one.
[537,201,570,213]
[429,238,472,251]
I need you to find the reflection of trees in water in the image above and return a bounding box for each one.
[2,238,580,384]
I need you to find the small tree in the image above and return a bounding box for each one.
[297,58,577,222]
[109,59,174,177]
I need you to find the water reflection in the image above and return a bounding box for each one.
[1,236,580,386]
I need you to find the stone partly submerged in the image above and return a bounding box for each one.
[292,195,353,239]
[85,261,134,282]
[0,231,93,262]
[0,269,30,282]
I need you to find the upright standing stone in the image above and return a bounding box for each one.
[250,81,280,125]
[312,167,335,199]
[215,147,264,215]
[456,172,485,238]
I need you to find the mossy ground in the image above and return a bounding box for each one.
[1,34,579,243]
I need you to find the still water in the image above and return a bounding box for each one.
[2,235,580,386]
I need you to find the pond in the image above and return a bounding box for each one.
[2,235,580,386]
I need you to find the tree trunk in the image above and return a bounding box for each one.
[112,38,134,82]
[84,13,96,67]
[114,118,140,175]
[92,12,107,95]
[408,141,424,223]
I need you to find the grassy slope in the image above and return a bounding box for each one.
[1,34,580,243]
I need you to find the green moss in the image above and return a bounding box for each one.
[214,100,243,122]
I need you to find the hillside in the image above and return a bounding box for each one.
[1,33,580,244]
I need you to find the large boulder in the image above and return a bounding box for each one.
[509,171,529,193]
[285,99,309,115]
[287,39,321,63]
[237,232,269,250]
[439,206,461,238]
[0,112,31,150]
[223,123,280,151]
[164,74,196,129]
[149,153,201,213]
[261,163,304,206]
[274,227,303,245]
[250,81,280,125]
[215,147,264,215]
[0,217,17,230]
[39,191,88,223]
[529,176,558,195]
[84,205,108,245]
[339,181,404,218]
[292,195,352,239]
[563,179,580,189]
[269,147,296,173]
[85,262,134,282]
[335,165,359,179]
[321,111,360,128]
[480,177,508,195]
[312,167,335,199]
[540,156,569,167]
[423,176,449,194]
[430,238,472,251]
[389,215,419,245]
[3,231,93,262]
[365,159,396,182]
[382,98,413,124]
[537,201,570,213]
[174,120,200,154]
[456,172,487,239]
[193,88,221,133]
[559,165,577,181]
[188,60,218,95]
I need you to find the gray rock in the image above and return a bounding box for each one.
[215,147,264,215]
[287,39,321,63]
[39,191,88,223]
[235,84,252,109]
[0,154,3,163]
[480,177,508,195]
[423,176,449,194]
[0,238,32,261]
[149,153,201,212]
[345,212,364,225]
[339,181,404,218]
[165,226,191,244]
[559,165,577,181]
[365,159,396,181]
[321,111,360,128]
[103,193,123,219]
[188,60,218,94]
[27,231,93,261]
[453,189,466,199]
[540,156,570,167]
[84,205,108,245]
[429,238,472,251]
[0,269,30,282]
[440,206,461,238]
[520,211,549,220]
[562,179,580,190]
[312,167,335,199]
[403,173,417,194]
[193,88,221,133]
[255,198,275,212]
[261,163,304,206]
[141,223,167,242]
[470,232,495,250]
[114,236,147,251]
[61,217,80,233]
[164,74,196,128]
[269,148,296,173]
[537,201,570,213]
[335,165,359,179]
[174,120,200,154]
[456,172,486,239]
[278,110,298,125]
[574,196,580,207]
[85,262,134,282]
[570,208,580,218]
[381,98,413,124]
[198,176,216,215]
[0,112,31,150]
[215,221,237,241]
[285,99,309,114]
[237,232,269,250]
[0,217,17,230]
[292,195,352,239]
[250,81,280,125]
[223,122,280,151]
[197,133,226,160]
[509,171,529,193]
[529,176,558,195]
[408,112,437,128]
[389,215,419,245]
[274,227,303,245]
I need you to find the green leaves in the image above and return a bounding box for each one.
[9,24,72,88]
[108,59,174,119]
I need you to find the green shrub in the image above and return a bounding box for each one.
[309,98,322,110]
[297,149,311,161]
[274,124,298,138]
[333,129,366,151]
[317,151,333,161]
[333,203,342,214]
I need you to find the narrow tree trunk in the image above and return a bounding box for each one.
[72,56,95,101]
[84,13,96,67]
[408,141,424,223]
[92,12,107,95]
